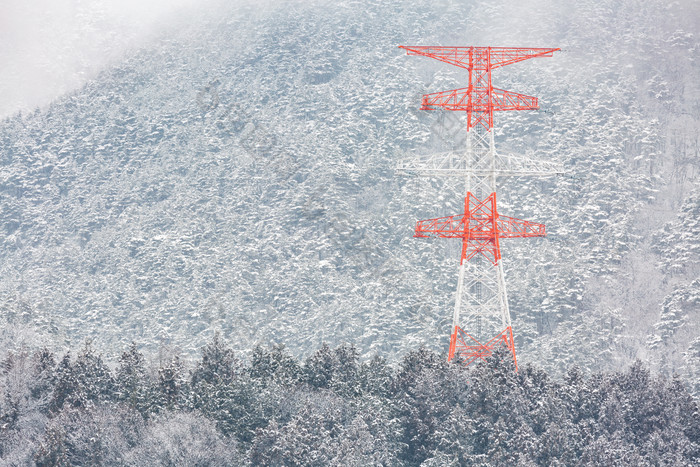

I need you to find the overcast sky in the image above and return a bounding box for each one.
[0,0,203,119]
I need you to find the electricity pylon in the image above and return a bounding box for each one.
[399,46,562,368]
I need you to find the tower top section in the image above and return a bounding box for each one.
[398,46,559,70]
[398,46,560,131]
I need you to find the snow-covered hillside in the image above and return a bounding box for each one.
[0,0,698,385]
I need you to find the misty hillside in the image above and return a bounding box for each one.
[0,0,699,390]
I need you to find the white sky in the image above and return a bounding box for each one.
[0,0,203,119]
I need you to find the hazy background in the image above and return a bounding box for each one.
[0,0,206,119]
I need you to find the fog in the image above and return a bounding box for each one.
[0,0,203,119]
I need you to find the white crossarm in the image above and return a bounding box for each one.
[396,151,564,177]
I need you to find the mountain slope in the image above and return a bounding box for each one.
[0,0,699,385]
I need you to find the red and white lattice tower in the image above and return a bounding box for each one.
[398,46,562,369]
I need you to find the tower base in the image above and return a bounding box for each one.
[448,326,518,370]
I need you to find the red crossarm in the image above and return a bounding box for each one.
[420,87,538,112]
[498,215,546,238]
[414,193,545,265]
[398,46,559,70]
[399,45,558,131]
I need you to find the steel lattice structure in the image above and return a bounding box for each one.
[414,193,546,266]
[399,46,561,369]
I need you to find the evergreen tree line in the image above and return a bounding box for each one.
[0,335,698,466]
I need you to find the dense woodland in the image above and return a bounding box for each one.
[0,334,698,465]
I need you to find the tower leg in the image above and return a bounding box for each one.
[447,126,517,370]
[448,327,457,361]
[449,256,517,368]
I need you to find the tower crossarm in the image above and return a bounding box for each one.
[497,216,545,238]
[414,213,466,239]
[420,87,538,112]
[413,212,545,239]
[491,88,538,111]
[414,193,545,265]
[493,153,564,176]
[398,46,560,70]
[396,151,564,178]
[401,45,559,132]
[399,46,473,69]
[488,47,560,69]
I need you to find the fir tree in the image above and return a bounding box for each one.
[115,343,151,417]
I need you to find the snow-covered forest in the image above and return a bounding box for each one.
[0,334,698,465]
[1,0,699,449]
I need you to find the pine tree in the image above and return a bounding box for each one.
[392,347,453,465]
[30,348,56,404]
[70,340,114,408]
[190,332,239,387]
[156,355,185,412]
[303,343,336,390]
[249,343,302,388]
[115,343,151,417]
[34,427,69,467]
[48,354,77,413]
[357,354,393,397]
[330,343,360,397]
